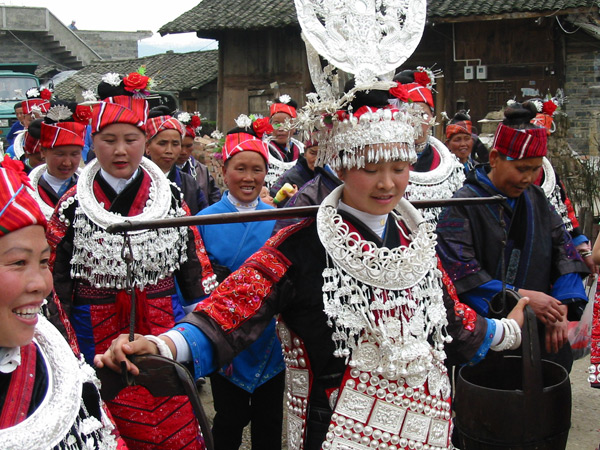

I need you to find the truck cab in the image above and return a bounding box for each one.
[0,64,40,147]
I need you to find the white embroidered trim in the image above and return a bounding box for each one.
[28,164,81,220]
[65,158,189,290]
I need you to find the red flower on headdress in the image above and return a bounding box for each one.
[1,156,33,189]
[40,89,52,100]
[389,83,409,102]
[542,100,557,116]
[414,71,431,88]
[190,115,202,128]
[73,105,92,124]
[252,117,273,139]
[123,72,150,93]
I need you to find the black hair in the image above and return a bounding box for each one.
[27,119,43,139]
[97,79,129,100]
[148,105,173,119]
[450,110,471,123]
[225,126,256,137]
[393,70,416,84]
[343,78,390,112]
[14,103,22,112]
[503,101,538,130]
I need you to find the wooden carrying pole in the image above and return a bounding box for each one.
[106,195,506,234]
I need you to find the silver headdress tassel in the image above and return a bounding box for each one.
[293,0,427,170]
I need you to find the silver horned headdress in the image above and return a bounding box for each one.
[294,0,427,170]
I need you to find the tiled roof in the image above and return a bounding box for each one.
[159,0,299,35]
[428,0,596,18]
[159,0,597,35]
[54,50,218,101]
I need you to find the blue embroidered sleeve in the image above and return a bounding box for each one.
[468,318,496,365]
[175,322,217,379]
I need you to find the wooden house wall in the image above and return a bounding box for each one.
[212,18,567,141]
[439,19,560,126]
[403,19,563,137]
[218,28,312,130]
[180,79,219,125]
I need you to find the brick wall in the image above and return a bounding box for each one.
[0,31,75,68]
[74,30,151,61]
[565,46,600,156]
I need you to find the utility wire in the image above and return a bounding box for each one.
[7,30,73,71]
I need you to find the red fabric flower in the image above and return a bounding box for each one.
[414,71,431,88]
[389,83,409,102]
[40,89,52,100]
[542,100,557,116]
[190,115,201,128]
[1,155,33,189]
[252,117,273,139]
[73,105,92,124]
[123,72,150,93]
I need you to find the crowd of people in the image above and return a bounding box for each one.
[0,16,597,450]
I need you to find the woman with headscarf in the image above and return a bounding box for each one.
[46,71,216,450]
[0,158,126,449]
[436,101,589,373]
[145,106,207,214]
[96,87,529,450]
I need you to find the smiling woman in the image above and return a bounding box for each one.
[46,72,216,450]
[0,162,125,449]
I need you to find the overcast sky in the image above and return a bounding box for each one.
[1,0,217,55]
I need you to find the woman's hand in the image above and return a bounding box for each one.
[545,313,568,353]
[517,289,564,324]
[506,296,530,327]
[284,184,299,198]
[94,333,159,376]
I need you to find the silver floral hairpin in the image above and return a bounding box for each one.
[102,72,122,87]
[46,105,73,122]
[82,90,97,102]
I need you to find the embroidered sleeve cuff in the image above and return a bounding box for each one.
[468,318,496,366]
[166,323,217,379]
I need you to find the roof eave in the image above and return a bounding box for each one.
[430,6,598,24]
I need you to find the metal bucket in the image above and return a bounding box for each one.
[454,306,571,449]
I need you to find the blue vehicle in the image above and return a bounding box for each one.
[0,64,40,147]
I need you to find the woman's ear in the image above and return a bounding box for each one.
[488,149,499,168]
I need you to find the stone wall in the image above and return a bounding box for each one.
[0,31,45,65]
[75,30,151,61]
[565,37,600,156]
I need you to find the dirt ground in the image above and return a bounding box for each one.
[199,355,600,450]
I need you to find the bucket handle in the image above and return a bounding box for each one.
[521,304,544,405]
